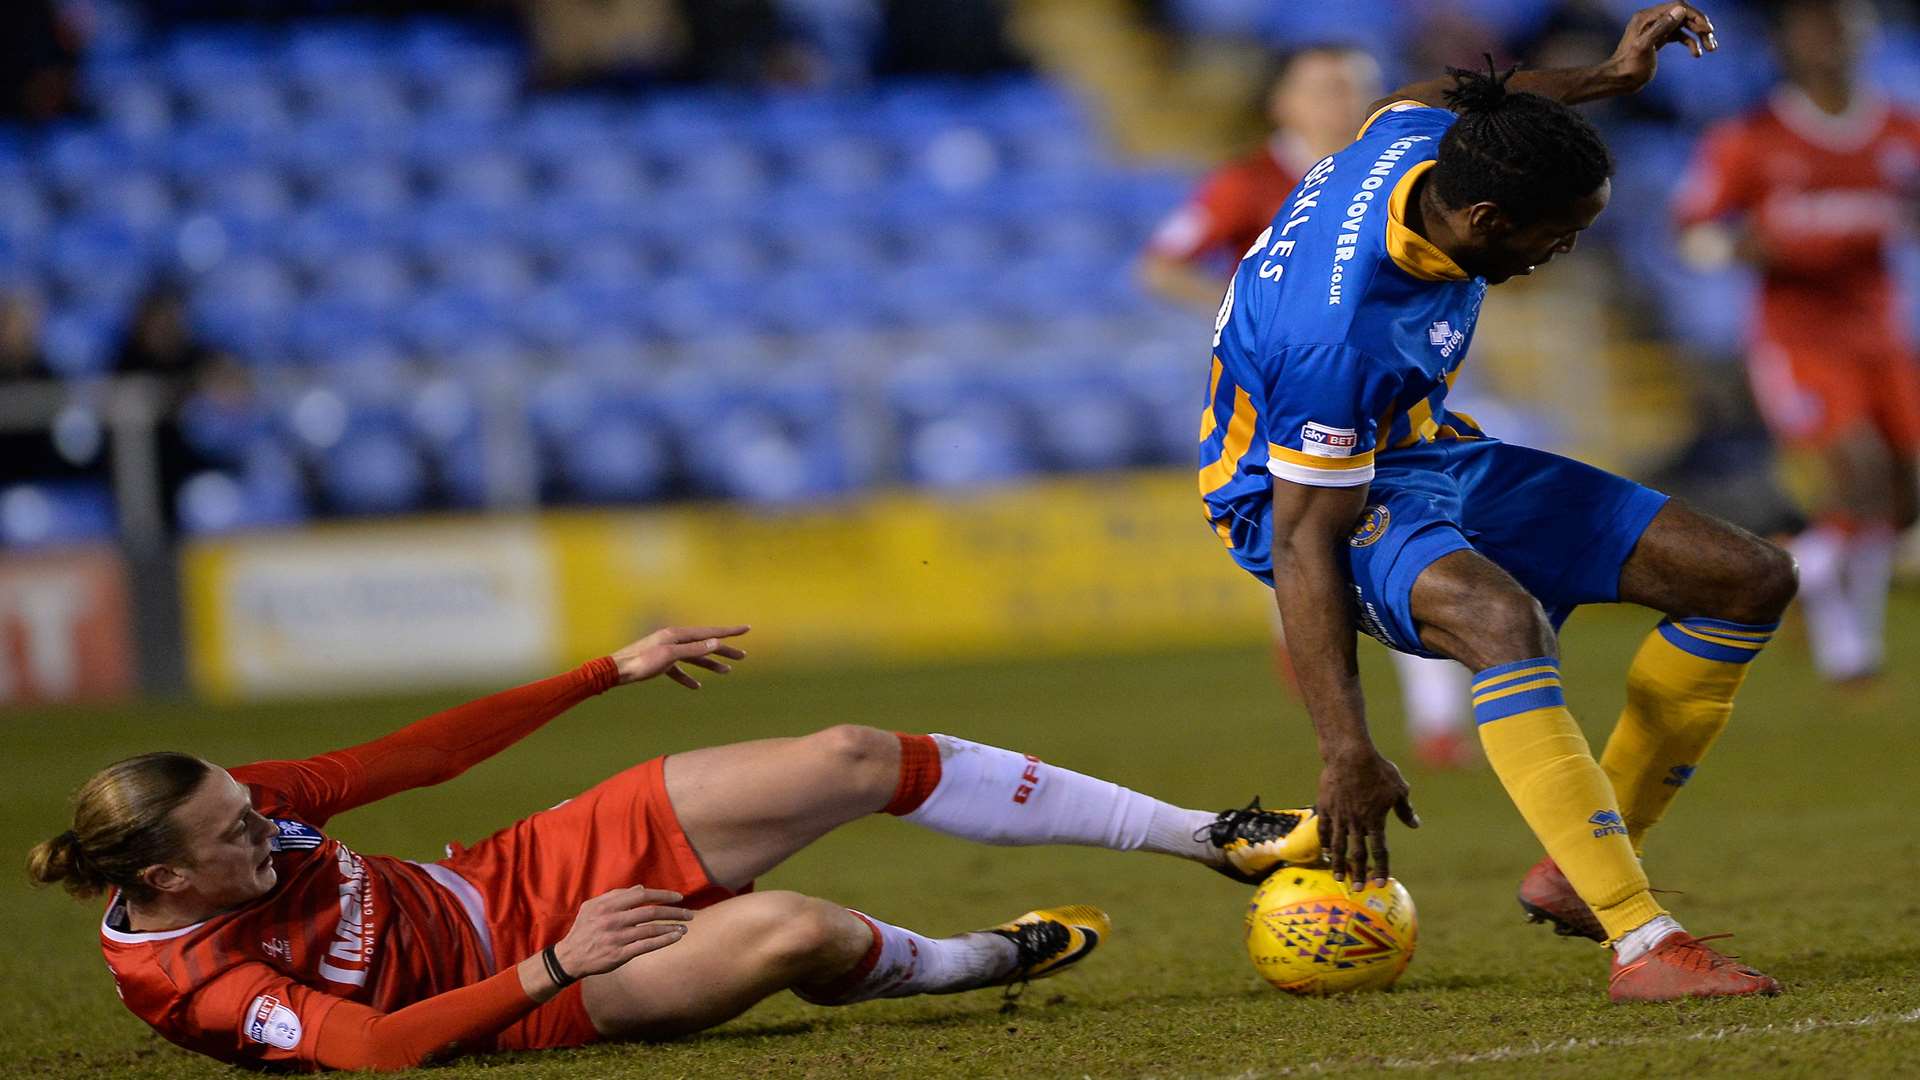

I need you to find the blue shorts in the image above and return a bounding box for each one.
[1223,439,1669,659]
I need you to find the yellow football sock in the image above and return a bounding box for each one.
[1473,659,1664,941]
[1599,618,1776,855]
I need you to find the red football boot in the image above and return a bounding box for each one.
[1610,933,1782,1002]
[1517,856,1606,942]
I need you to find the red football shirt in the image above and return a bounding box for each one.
[99,763,495,1068]
[94,658,618,1070]
[1674,87,1920,354]
[1145,135,1315,268]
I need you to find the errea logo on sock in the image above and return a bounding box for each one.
[1662,764,1696,788]
[1588,810,1628,838]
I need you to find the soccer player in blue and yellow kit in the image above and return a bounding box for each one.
[1201,3,1795,1002]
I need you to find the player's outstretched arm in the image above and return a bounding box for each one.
[235,626,750,824]
[1269,480,1418,889]
[1365,3,1718,117]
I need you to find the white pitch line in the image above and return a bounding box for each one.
[1203,1007,1920,1078]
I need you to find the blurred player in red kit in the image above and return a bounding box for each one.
[28,625,1317,1072]
[1139,44,1478,769]
[1675,0,1920,683]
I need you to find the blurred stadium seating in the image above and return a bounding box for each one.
[3,1,1918,548]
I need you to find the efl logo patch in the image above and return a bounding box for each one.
[1662,764,1696,788]
[1300,421,1358,459]
[1588,810,1628,838]
[269,819,324,852]
[1349,505,1391,548]
[244,994,302,1050]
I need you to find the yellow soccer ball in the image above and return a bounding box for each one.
[1244,867,1417,994]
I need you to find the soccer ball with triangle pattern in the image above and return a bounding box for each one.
[1244,866,1417,994]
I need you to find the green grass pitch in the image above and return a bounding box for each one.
[4,596,1917,1078]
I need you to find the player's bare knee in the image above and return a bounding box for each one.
[1724,539,1797,623]
[755,893,860,974]
[805,725,898,801]
[1460,589,1556,669]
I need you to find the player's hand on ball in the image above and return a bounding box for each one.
[611,625,750,689]
[1609,3,1718,91]
[1315,751,1419,889]
[553,886,694,976]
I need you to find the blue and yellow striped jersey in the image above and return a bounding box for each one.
[1200,101,1490,540]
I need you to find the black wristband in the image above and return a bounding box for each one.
[541,944,577,988]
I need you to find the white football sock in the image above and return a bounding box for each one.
[1612,914,1685,964]
[901,735,1223,865]
[1390,651,1472,739]
[1841,526,1896,673]
[802,913,1018,1003]
[1791,525,1873,680]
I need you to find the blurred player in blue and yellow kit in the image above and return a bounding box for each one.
[1199,3,1800,1002]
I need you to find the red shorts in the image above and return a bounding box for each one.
[1748,338,1920,454]
[435,756,742,1051]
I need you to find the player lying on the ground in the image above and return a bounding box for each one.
[1199,2,1793,1001]
[27,626,1316,1072]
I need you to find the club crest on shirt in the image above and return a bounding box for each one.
[1349,504,1390,548]
[1300,421,1358,458]
[269,819,324,852]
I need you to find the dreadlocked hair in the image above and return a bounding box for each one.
[1432,56,1614,224]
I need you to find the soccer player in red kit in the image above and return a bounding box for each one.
[1139,44,1479,770]
[29,625,1316,1072]
[1675,0,1920,683]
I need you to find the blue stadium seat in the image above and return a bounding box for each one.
[529,372,674,503]
[546,148,651,209]
[311,248,417,311]
[778,132,894,196]
[40,307,123,376]
[1869,27,1920,106]
[308,159,417,218]
[191,255,299,356]
[550,410,674,503]
[397,286,511,357]
[552,235,651,288]
[508,281,624,348]
[778,217,892,274]
[289,116,410,174]
[180,79,294,139]
[0,180,51,267]
[0,482,117,548]
[288,300,396,365]
[434,332,532,375]
[162,122,264,180]
[318,425,430,516]
[91,75,175,144]
[424,241,535,301]
[406,375,489,506]
[175,463,308,536]
[42,127,147,193]
[177,392,274,465]
[642,274,753,342]
[156,28,274,106]
[302,71,414,126]
[428,150,533,213]
[70,172,177,238]
[900,402,1035,489]
[185,165,297,227]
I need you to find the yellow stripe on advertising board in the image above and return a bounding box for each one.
[542,470,1275,668]
[183,469,1276,698]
